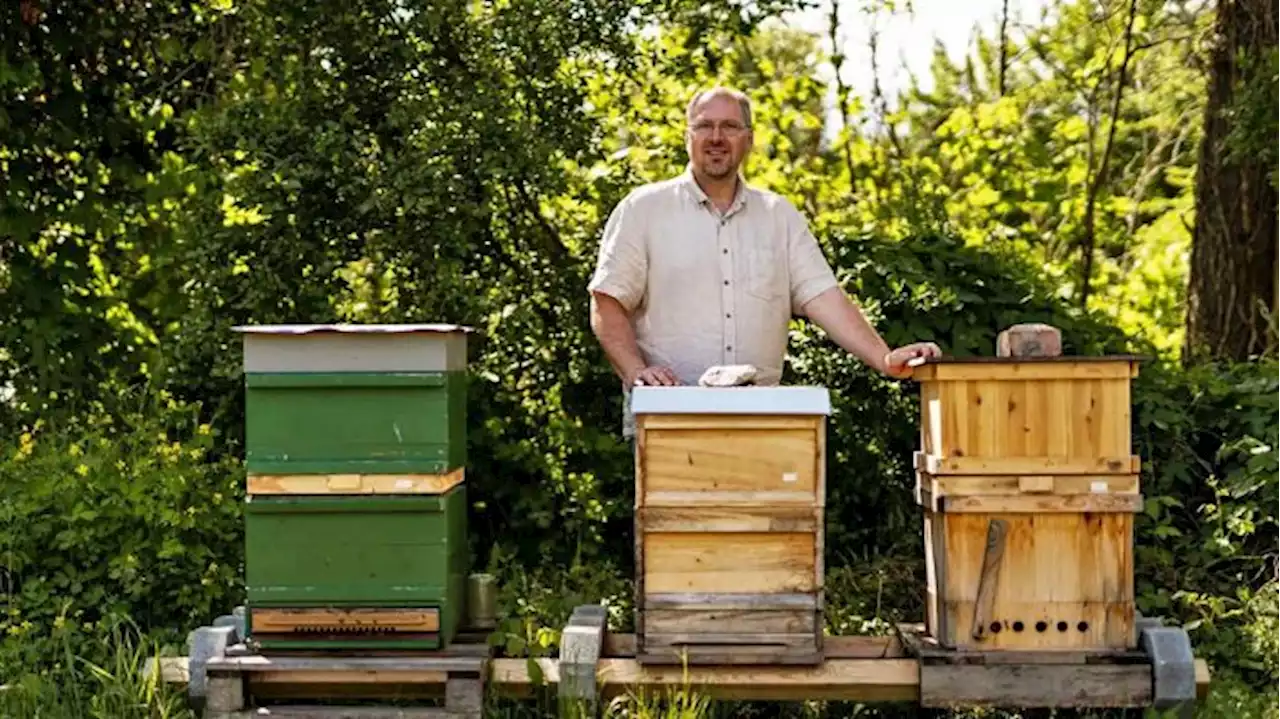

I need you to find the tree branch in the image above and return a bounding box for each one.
[1080,0,1139,308]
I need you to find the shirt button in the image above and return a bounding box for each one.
[723,280,729,286]
[725,313,731,319]
[726,345,733,351]
[722,248,728,254]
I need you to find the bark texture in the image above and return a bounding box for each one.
[1185,0,1279,362]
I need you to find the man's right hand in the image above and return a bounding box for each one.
[627,366,681,387]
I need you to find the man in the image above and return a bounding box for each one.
[587,86,940,432]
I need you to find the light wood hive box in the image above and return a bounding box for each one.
[911,356,1144,652]
[630,386,830,665]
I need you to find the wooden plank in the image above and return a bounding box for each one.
[919,453,1141,476]
[969,519,1008,641]
[605,633,900,659]
[247,468,465,495]
[250,608,440,634]
[919,663,1151,708]
[643,608,817,635]
[642,632,818,649]
[150,655,1214,703]
[941,494,1143,514]
[215,707,455,718]
[638,415,821,430]
[640,428,819,498]
[205,655,485,674]
[501,657,923,702]
[923,474,1140,497]
[643,593,818,611]
[638,648,822,666]
[643,490,818,506]
[252,670,448,684]
[910,361,1138,382]
[639,506,817,533]
[643,532,816,594]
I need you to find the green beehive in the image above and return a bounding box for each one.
[237,324,470,475]
[234,324,474,651]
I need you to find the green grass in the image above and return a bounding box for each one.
[0,616,191,719]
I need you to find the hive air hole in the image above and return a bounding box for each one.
[1012,621,1025,632]
[1035,621,1048,632]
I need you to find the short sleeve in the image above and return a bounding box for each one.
[587,192,648,312]
[786,204,839,314]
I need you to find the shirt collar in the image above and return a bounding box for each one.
[679,165,749,216]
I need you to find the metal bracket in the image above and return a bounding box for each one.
[559,604,607,716]
[1140,622,1197,717]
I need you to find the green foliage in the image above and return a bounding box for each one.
[1130,358,1279,682]
[0,391,243,675]
[2,0,1277,715]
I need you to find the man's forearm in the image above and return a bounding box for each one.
[590,292,647,382]
[800,286,892,374]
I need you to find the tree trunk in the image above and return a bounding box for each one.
[1184,0,1279,362]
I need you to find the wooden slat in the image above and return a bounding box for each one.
[642,609,817,635]
[205,655,485,674]
[922,474,1140,497]
[643,632,817,647]
[246,468,464,495]
[643,490,818,506]
[214,707,454,718]
[643,593,818,611]
[638,415,821,430]
[250,608,440,634]
[918,453,1141,476]
[643,532,816,594]
[252,670,449,685]
[639,506,818,533]
[941,494,1143,514]
[604,633,898,659]
[919,664,1150,708]
[910,361,1138,382]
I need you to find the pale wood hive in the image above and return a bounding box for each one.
[911,356,1144,652]
[630,386,830,665]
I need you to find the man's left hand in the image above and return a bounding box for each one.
[883,342,942,378]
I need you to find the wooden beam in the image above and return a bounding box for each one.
[493,657,921,702]
[145,644,1213,706]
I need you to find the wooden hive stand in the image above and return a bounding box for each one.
[630,385,830,665]
[909,352,1145,655]
[234,323,474,652]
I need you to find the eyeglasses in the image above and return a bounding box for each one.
[688,121,750,136]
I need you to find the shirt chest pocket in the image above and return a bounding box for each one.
[741,239,785,303]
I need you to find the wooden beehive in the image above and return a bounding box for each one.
[234,323,473,651]
[631,386,829,665]
[911,356,1144,653]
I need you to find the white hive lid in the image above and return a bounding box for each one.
[234,323,474,373]
[630,386,831,416]
[233,323,474,335]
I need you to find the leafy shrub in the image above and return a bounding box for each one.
[0,389,243,674]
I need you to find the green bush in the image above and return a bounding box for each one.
[0,389,244,675]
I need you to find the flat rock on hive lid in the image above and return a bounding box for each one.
[698,364,759,387]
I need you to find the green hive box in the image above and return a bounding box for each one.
[234,324,474,651]
[243,487,469,649]
[237,324,470,475]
